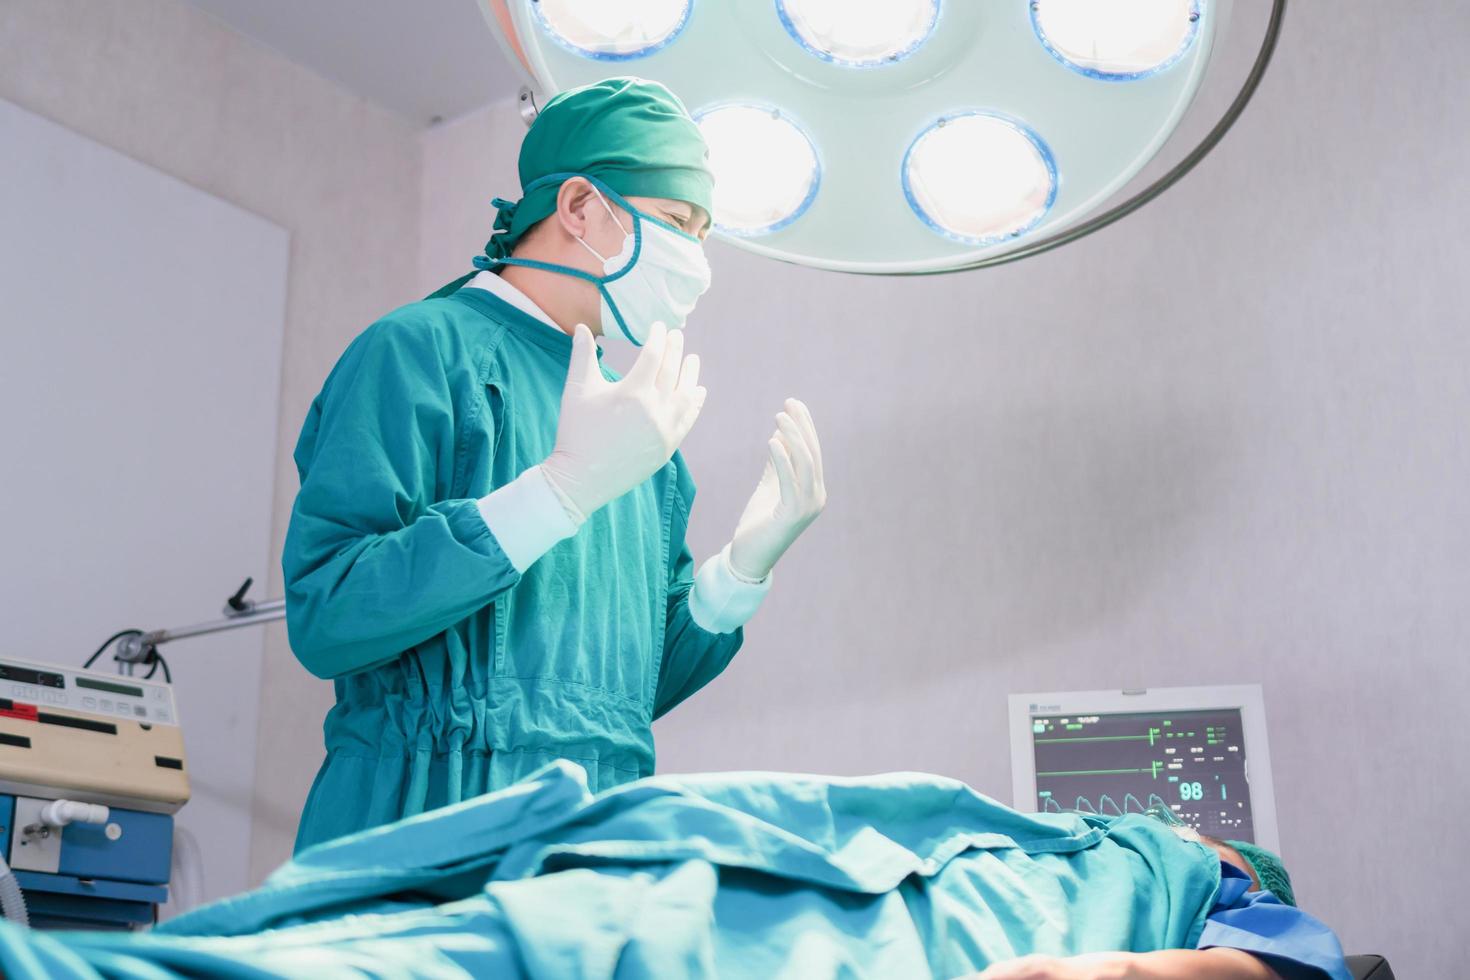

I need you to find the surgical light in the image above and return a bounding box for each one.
[776,0,941,68]
[482,0,1286,274]
[531,0,691,60]
[696,105,820,236]
[1032,0,1201,80]
[903,113,1057,246]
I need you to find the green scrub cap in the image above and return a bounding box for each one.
[1228,840,1297,907]
[428,77,713,299]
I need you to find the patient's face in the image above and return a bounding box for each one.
[1207,839,1261,891]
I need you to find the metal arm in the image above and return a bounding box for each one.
[113,579,285,664]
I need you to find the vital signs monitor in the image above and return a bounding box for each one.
[1007,685,1280,852]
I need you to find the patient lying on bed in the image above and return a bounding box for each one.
[0,761,1347,980]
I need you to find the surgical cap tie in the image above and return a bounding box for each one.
[470,197,522,273]
[483,197,521,264]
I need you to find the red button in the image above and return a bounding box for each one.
[0,702,38,722]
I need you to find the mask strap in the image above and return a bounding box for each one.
[573,184,630,267]
[532,173,641,283]
[493,255,642,347]
[474,171,643,286]
[586,185,629,238]
[574,236,610,265]
[492,254,602,287]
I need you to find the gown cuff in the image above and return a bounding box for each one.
[477,465,585,574]
[688,543,772,634]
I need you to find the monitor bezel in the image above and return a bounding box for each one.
[1007,685,1280,853]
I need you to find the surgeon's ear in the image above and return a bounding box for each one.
[555,178,598,241]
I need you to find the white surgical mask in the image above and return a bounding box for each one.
[574,186,712,346]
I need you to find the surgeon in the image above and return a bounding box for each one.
[282,77,826,851]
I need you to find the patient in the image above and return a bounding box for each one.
[969,831,1338,980]
[0,763,1347,980]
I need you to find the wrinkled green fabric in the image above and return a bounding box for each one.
[431,76,713,298]
[0,762,1224,979]
[282,286,741,852]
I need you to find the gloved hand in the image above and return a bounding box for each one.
[727,398,827,582]
[540,322,706,520]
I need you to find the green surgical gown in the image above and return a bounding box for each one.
[282,286,743,852]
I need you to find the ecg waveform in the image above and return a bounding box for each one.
[1031,709,1257,842]
[1040,792,1172,816]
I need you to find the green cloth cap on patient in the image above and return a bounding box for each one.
[1228,840,1296,906]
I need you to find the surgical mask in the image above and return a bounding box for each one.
[571,184,711,345]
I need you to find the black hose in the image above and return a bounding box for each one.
[83,629,143,670]
[142,651,172,684]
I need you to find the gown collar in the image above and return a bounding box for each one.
[449,274,592,360]
[464,270,558,329]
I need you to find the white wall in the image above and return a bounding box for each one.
[0,96,286,911]
[417,102,524,297]
[409,3,1466,977]
[0,0,423,888]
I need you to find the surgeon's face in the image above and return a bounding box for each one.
[576,192,710,263]
[625,196,712,241]
[548,179,713,336]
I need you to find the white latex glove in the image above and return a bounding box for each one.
[727,398,827,582]
[540,322,706,519]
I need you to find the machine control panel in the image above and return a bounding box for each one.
[0,657,177,726]
[0,656,189,813]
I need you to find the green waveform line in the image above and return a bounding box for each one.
[1034,735,1154,744]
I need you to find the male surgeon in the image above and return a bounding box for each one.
[283,77,826,851]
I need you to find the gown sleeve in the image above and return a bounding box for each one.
[283,314,521,679]
[1196,863,1351,980]
[653,466,744,720]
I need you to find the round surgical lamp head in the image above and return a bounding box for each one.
[480,0,1285,275]
[775,0,941,69]
[531,0,691,60]
[902,112,1058,247]
[694,104,821,236]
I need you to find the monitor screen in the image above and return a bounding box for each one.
[1030,707,1256,842]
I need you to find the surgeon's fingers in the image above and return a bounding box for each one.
[626,321,668,386]
[785,398,823,486]
[775,413,816,494]
[566,324,603,390]
[768,437,799,505]
[673,384,708,443]
[676,353,701,394]
[655,328,685,392]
